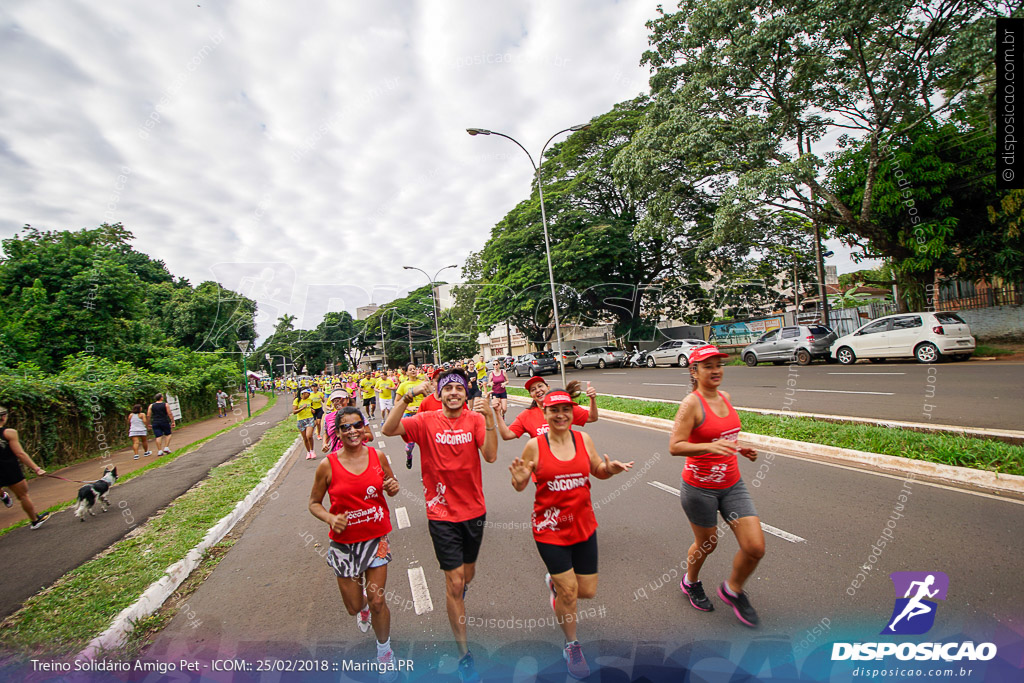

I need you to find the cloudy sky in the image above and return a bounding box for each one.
[0,0,867,340]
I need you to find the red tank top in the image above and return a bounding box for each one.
[682,391,741,489]
[532,432,598,545]
[327,447,392,544]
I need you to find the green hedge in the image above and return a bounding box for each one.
[0,350,241,468]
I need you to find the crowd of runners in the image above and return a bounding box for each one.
[298,346,765,682]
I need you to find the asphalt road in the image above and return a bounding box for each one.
[0,398,293,620]
[145,405,1024,680]
[509,362,1024,430]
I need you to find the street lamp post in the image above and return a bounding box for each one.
[467,123,590,387]
[264,353,274,395]
[403,265,457,365]
[237,340,251,418]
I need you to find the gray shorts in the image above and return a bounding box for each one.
[680,478,757,528]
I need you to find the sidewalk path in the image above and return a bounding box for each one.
[0,393,269,530]
[0,395,290,620]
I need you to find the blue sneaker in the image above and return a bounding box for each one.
[457,651,480,683]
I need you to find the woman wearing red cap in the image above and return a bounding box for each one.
[509,389,633,680]
[668,345,765,628]
[494,378,598,441]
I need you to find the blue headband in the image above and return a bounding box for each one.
[436,373,470,397]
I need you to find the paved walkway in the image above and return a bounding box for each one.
[0,395,289,619]
[0,393,269,530]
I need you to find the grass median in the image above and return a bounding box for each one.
[0,421,298,657]
[507,388,1024,476]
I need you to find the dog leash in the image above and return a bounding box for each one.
[44,473,93,484]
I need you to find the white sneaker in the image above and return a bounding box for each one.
[376,646,398,683]
[357,605,372,633]
[133,454,139,460]
[144,451,152,456]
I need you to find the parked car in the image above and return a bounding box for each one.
[574,346,628,369]
[646,339,708,367]
[830,312,975,365]
[742,325,838,366]
[554,350,579,369]
[513,351,560,377]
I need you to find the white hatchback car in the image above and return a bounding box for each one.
[830,311,975,364]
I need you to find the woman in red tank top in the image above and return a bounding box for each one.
[510,390,633,679]
[309,407,401,674]
[668,345,765,628]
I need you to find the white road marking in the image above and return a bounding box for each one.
[396,507,410,529]
[827,372,906,376]
[759,523,807,544]
[379,441,386,448]
[408,566,434,614]
[795,389,894,395]
[602,372,628,375]
[647,481,807,543]
[643,383,690,387]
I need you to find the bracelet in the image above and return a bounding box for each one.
[486,427,495,431]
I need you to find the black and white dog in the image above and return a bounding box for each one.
[74,467,118,521]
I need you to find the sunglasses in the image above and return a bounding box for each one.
[338,421,365,432]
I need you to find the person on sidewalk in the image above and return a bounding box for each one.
[148,394,176,456]
[381,368,497,683]
[0,406,50,529]
[668,345,765,627]
[127,403,152,459]
[509,389,633,679]
[309,407,401,680]
[216,389,229,418]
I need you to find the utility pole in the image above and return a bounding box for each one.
[407,323,414,366]
[506,320,513,357]
[793,261,800,322]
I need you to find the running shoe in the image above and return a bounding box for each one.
[133,453,139,460]
[563,641,590,680]
[376,646,398,683]
[457,651,480,683]
[144,451,152,456]
[357,605,372,633]
[1,490,12,508]
[545,572,557,611]
[30,512,50,529]
[463,582,469,601]
[405,443,414,470]
[680,578,714,612]
[717,583,760,627]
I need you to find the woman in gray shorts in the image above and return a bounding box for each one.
[668,345,765,627]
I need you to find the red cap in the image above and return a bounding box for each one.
[542,390,573,407]
[524,376,548,392]
[689,345,729,364]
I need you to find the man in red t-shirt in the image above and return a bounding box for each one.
[381,368,497,680]
[495,376,599,441]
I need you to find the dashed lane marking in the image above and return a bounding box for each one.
[646,481,807,543]
[408,566,434,614]
[396,507,410,529]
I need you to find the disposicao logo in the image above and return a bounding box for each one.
[882,571,948,635]
[832,571,997,662]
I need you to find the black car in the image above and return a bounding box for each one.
[513,352,560,377]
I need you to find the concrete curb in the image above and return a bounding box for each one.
[76,436,302,661]
[507,396,1024,497]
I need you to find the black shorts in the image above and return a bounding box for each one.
[313,408,324,419]
[492,391,508,399]
[152,422,172,437]
[535,531,598,576]
[428,514,486,571]
[0,458,25,488]
[363,397,376,407]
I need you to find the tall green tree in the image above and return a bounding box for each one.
[622,0,1010,308]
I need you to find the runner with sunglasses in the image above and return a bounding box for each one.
[309,407,400,679]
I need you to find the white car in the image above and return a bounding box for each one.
[646,339,707,367]
[830,312,975,364]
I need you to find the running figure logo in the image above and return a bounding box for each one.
[426,482,447,511]
[881,571,949,635]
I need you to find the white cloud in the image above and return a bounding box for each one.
[0,0,676,340]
